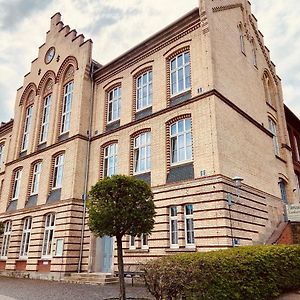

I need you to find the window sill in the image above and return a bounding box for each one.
[124,249,149,253]
[165,247,196,253]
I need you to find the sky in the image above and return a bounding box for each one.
[0,0,299,123]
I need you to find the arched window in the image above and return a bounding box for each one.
[21,96,34,152]
[251,39,257,67]
[39,80,53,143]
[30,161,42,195]
[278,179,288,204]
[103,143,118,177]
[268,117,280,156]
[0,143,4,167]
[263,72,275,106]
[133,131,151,174]
[42,213,55,258]
[19,217,32,258]
[238,24,245,54]
[0,220,12,258]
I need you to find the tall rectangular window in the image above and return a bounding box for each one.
[61,81,73,133]
[108,87,121,123]
[104,143,118,177]
[136,71,152,111]
[279,180,288,204]
[40,94,52,143]
[169,206,178,248]
[293,135,300,162]
[134,132,151,174]
[184,204,195,247]
[0,144,4,167]
[141,234,149,249]
[295,173,300,203]
[170,51,190,96]
[19,217,32,258]
[21,105,33,151]
[12,169,22,200]
[268,118,280,156]
[129,235,136,250]
[31,162,42,195]
[170,118,192,164]
[42,214,55,258]
[0,221,12,258]
[53,154,64,189]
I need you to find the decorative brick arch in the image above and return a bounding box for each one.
[19,83,37,106]
[37,70,56,95]
[55,56,79,83]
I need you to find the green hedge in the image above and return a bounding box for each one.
[142,245,300,300]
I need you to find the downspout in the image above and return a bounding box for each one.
[77,61,95,273]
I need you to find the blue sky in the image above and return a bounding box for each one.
[0,0,299,122]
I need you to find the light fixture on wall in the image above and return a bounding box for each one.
[227,176,244,247]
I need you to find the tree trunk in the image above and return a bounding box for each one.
[116,235,126,300]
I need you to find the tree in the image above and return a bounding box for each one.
[88,175,156,300]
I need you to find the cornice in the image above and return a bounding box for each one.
[0,120,13,136]
[91,89,273,143]
[94,9,200,84]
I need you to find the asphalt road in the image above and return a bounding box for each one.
[0,277,153,300]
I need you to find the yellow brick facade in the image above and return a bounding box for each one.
[0,0,297,278]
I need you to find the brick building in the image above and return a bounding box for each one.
[0,0,298,279]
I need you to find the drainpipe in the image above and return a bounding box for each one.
[77,61,95,273]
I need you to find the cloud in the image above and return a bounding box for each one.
[0,0,53,31]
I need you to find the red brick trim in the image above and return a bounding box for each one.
[15,260,27,271]
[37,71,56,95]
[55,56,78,84]
[165,114,192,173]
[19,83,37,106]
[99,140,118,179]
[129,128,151,175]
[165,46,191,107]
[104,83,122,129]
[132,67,152,121]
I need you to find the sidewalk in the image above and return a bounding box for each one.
[277,291,300,299]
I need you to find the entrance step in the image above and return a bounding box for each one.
[64,273,118,285]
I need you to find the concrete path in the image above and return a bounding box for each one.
[277,291,300,299]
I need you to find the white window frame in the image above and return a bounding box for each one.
[42,214,55,258]
[293,135,300,162]
[184,204,195,248]
[103,143,118,177]
[52,154,64,189]
[61,81,73,134]
[12,169,22,200]
[170,51,191,97]
[107,87,121,123]
[169,206,178,248]
[268,118,280,156]
[40,94,52,143]
[19,217,32,259]
[136,70,152,111]
[129,235,136,250]
[141,234,149,250]
[31,162,42,195]
[170,118,193,165]
[0,143,4,167]
[134,132,151,174]
[0,221,12,258]
[21,105,33,151]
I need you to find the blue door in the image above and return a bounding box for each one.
[101,236,113,273]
